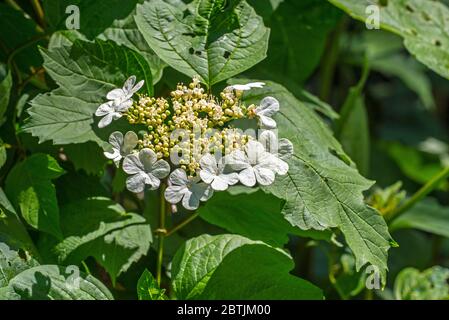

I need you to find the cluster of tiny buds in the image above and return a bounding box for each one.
[124,76,254,174]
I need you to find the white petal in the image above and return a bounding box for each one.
[151,159,170,179]
[256,97,279,117]
[126,172,147,193]
[98,113,113,128]
[106,88,125,101]
[258,115,277,129]
[169,169,189,186]
[259,130,278,153]
[181,190,200,210]
[144,173,161,190]
[165,185,187,204]
[219,172,239,186]
[238,167,257,187]
[229,82,265,91]
[226,150,250,171]
[245,140,266,164]
[123,76,136,93]
[108,131,123,150]
[279,138,294,160]
[122,131,138,155]
[123,153,144,174]
[254,167,276,186]
[115,99,132,113]
[104,149,121,161]
[200,153,218,174]
[194,183,214,201]
[199,169,215,184]
[131,80,144,94]
[95,102,114,116]
[211,176,230,191]
[139,148,158,170]
[264,155,289,175]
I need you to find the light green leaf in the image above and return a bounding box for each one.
[390,198,449,237]
[394,266,449,300]
[5,154,64,239]
[0,65,12,123]
[200,243,323,299]
[24,38,153,146]
[39,197,152,284]
[198,187,330,247]
[137,269,167,300]
[8,265,113,300]
[239,80,393,285]
[0,243,39,288]
[171,234,259,299]
[328,0,449,80]
[135,0,270,87]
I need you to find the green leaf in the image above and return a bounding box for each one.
[200,243,323,299]
[335,63,370,176]
[0,139,6,170]
[198,187,330,247]
[238,80,393,285]
[98,9,165,84]
[137,269,167,300]
[0,243,39,288]
[5,154,64,239]
[172,234,259,299]
[390,198,449,237]
[328,0,449,80]
[248,0,341,84]
[8,265,113,300]
[39,197,152,284]
[24,38,153,146]
[0,65,12,123]
[135,0,269,87]
[0,189,37,256]
[64,142,107,175]
[43,0,138,39]
[394,266,449,300]
[0,4,44,72]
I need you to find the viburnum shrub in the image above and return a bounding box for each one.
[96,76,292,209]
[2,0,449,301]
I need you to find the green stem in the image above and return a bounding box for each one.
[30,0,46,28]
[165,213,199,237]
[7,34,48,69]
[156,184,167,287]
[386,166,449,223]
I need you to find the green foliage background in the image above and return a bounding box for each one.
[1,0,449,300]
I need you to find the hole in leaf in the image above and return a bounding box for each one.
[378,0,388,6]
[422,12,431,22]
[434,39,442,47]
[223,51,231,59]
[405,4,414,13]
[189,47,195,55]
[195,50,202,56]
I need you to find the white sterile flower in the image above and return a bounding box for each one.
[199,153,239,191]
[95,76,144,128]
[123,148,170,193]
[104,131,139,167]
[258,130,292,176]
[165,169,214,210]
[254,96,279,129]
[228,82,265,91]
[228,140,276,187]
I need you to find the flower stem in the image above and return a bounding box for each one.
[156,184,167,287]
[386,166,449,223]
[166,213,199,237]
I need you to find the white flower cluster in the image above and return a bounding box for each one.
[95,76,293,211]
